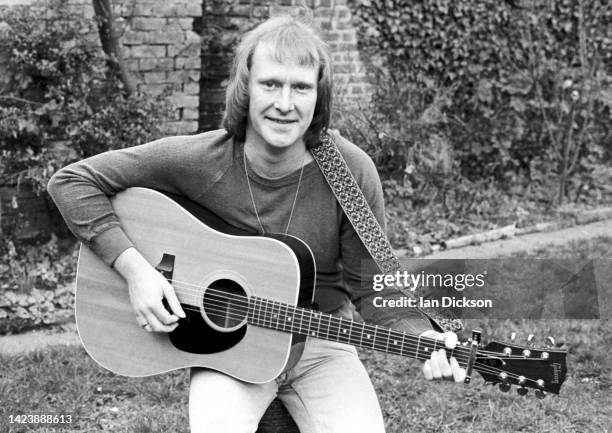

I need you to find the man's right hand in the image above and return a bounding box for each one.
[113,247,186,333]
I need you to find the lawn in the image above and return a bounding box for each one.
[1,237,611,432]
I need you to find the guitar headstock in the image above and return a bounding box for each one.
[473,335,567,397]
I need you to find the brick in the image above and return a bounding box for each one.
[167,70,192,82]
[139,57,175,71]
[183,82,200,94]
[338,42,357,51]
[168,93,199,108]
[334,6,351,22]
[163,121,199,134]
[169,18,194,30]
[132,17,166,31]
[325,32,341,42]
[154,3,201,17]
[183,2,202,17]
[132,3,156,16]
[143,82,173,96]
[131,44,167,58]
[144,30,184,44]
[182,108,200,120]
[82,4,95,19]
[167,41,200,57]
[175,57,201,69]
[144,72,167,83]
[123,30,146,45]
[342,31,357,43]
[333,22,352,31]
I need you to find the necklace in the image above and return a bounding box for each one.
[243,146,306,235]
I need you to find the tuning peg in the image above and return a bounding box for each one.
[545,336,555,348]
[498,372,511,392]
[499,382,511,392]
[535,389,546,399]
[527,334,535,346]
[509,332,516,341]
[517,386,528,396]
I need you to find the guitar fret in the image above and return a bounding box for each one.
[279,302,287,332]
[335,317,343,342]
[265,299,272,329]
[288,305,295,332]
[383,328,391,352]
[308,311,319,338]
[251,297,259,327]
[298,307,305,334]
[357,322,364,348]
[371,325,378,350]
[272,301,280,330]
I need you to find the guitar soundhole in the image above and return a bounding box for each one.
[202,279,249,332]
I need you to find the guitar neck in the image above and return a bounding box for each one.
[247,296,468,364]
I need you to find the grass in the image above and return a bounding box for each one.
[1,237,611,432]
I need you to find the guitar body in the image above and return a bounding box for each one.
[76,188,316,382]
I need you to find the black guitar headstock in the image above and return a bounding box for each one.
[473,335,567,397]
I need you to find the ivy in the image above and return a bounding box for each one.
[349,0,612,205]
[0,1,172,193]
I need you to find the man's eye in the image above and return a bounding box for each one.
[263,81,277,88]
[294,84,310,92]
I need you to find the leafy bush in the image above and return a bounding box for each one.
[0,0,171,193]
[350,0,612,205]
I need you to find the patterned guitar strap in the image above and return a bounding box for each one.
[311,131,463,333]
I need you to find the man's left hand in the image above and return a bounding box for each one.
[419,330,466,383]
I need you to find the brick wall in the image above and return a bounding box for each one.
[2,0,368,134]
[198,0,369,131]
[111,1,203,134]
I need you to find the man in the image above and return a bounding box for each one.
[48,15,464,433]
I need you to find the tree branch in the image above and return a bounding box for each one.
[91,0,136,95]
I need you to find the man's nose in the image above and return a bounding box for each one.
[274,87,294,112]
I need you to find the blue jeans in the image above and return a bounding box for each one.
[189,337,386,433]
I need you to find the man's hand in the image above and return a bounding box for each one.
[114,247,186,333]
[419,330,466,383]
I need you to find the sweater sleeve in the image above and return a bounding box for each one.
[47,131,230,266]
[335,135,434,336]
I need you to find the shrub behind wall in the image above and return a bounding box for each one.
[349,0,612,205]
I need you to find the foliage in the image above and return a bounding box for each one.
[0,232,77,334]
[349,0,612,205]
[0,0,171,193]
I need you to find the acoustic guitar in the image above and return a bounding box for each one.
[75,188,567,397]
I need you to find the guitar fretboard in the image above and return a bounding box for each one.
[247,296,467,363]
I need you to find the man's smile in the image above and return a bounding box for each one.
[266,116,297,124]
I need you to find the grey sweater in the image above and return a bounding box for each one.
[47,129,431,334]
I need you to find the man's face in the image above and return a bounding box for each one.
[246,42,318,152]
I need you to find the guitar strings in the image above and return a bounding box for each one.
[162,300,545,388]
[146,278,551,387]
[167,297,544,387]
[167,281,549,360]
[163,292,546,388]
